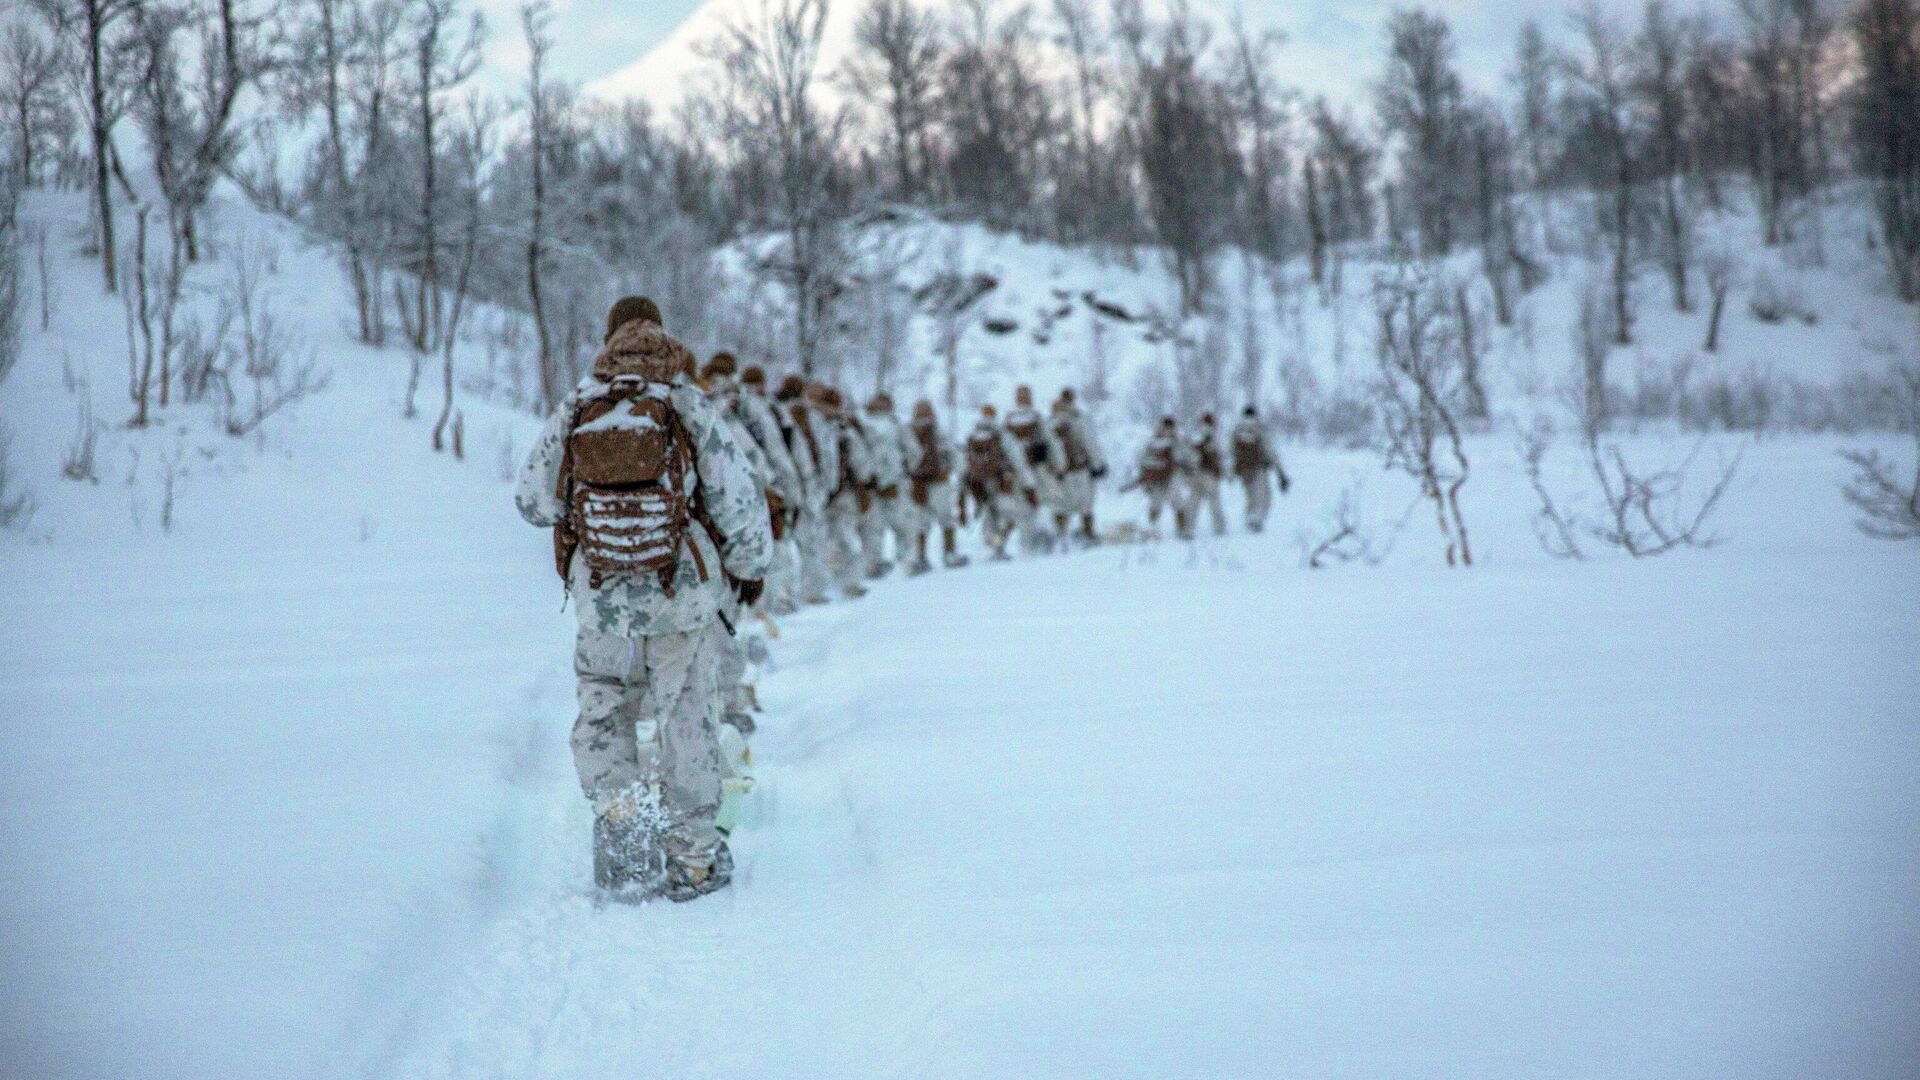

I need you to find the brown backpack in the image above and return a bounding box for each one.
[964,427,1014,501]
[1231,426,1267,475]
[556,375,708,593]
[1052,414,1092,473]
[908,418,949,504]
[1192,436,1224,478]
[1007,414,1050,468]
[1138,437,1176,487]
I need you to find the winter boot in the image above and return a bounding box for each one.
[906,556,933,576]
[664,841,733,902]
[865,559,893,580]
[722,711,756,736]
[941,528,969,568]
[594,797,665,901]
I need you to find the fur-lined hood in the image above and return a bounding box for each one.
[591,319,696,383]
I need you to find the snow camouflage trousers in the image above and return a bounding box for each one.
[1189,474,1227,536]
[1144,482,1197,537]
[1240,471,1273,531]
[1054,471,1095,516]
[859,492,918,571]
[572,625,726,861]
[826,492,868,592]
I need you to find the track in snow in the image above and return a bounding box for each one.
[376,519,1920,1079]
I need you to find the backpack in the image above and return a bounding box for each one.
[1191,436,1224,478]
[964,426,1014,500]
[557,376,708,593]
[1007,413,1049,467]
[1052,414,1092,473]
[1138,437,1176,487]
[1231,425,1267,476]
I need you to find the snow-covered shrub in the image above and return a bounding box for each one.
[0,419,34,531]
[61,398,99,483]
[1839,365,1920,541]
[1747,268,1816,325]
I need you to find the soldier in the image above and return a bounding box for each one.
[515,297,772,903]
[813,383,873,600]
[904,398,968,574]
[1048,388,1106,545]
[962,403,1036,560]
[774,374,834,606]
[1188,412,1229,536]
[1229,405,1291,533]
[735,364,807,613]
[859,393,918,578]
[1131,415,1199,539]
[699,353,786,735]
[1002,385,1062,554]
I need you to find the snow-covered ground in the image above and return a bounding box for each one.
[3,183,1918,1077]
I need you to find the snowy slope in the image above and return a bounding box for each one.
[4,174,1919,1077]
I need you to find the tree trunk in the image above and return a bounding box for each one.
[88,0,116,293]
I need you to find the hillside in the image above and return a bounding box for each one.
[2,170,1919,1077]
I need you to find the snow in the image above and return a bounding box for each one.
[4,178,1919,1077]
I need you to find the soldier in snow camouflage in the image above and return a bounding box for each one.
[516,297,772,902]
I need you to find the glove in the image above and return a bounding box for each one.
[1091,464,1108,480]
[1278,472,1292,495]
[732,577,765,607]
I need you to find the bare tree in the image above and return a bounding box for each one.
[128,0,266,263]
[707,0,846,375]
[0,206,20,386]
[2,19,69,190]
[222,235,329,438]
[29,0,140,291]
[398,0,481,356]
[521,0,558,410]
[1563,2,1640,345]
[1371,257,1474,566]
[1849,0,1920,302]
[434,93,492,453]
[1839,364,1920,539]
[1377,8,1467,257]
[1135,7,1240,315]
[843,0,938,201]
[1509,19,1559,204]
[1700,240,1738,351]
[1637,0,1695,313]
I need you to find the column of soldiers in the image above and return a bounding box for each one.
[1127,408,1291,540]
[521,296,1293,902]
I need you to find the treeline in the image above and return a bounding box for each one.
[3,0,1918,414]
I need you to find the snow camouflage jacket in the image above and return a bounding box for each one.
[831,416,875,500]
[860,411,911,493]
[1004,406,1066,473]
[516,325,773,637]
[734,386,805,508]
[1049,403,1105,475]
[784,401,837,512]
[1229,417,1279,477]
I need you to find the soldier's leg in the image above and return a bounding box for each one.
[796,510,832,604]
[858,499,890,577]
[573,626,650,813]
[827,497,868,597]
[715,627,754,734]
[1146,485,1166,530]
[574,627,668,893]
[1245,475,1272,533]
[1201,477,1227,535]
[639,628,729,888]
